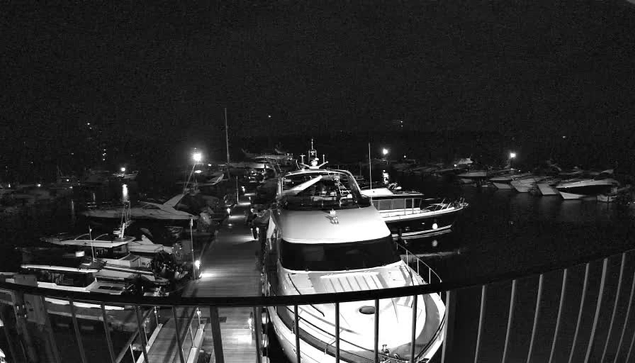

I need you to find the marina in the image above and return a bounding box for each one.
[1,141,635,362]
[3,1,635,360]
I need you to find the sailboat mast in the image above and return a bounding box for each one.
[368,142,373,194]
[224,107,230,164]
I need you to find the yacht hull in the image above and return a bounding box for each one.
[556,180,618,200]
[492,182,514,190]
[384,208,462,240]
[267,292,445,363]
[537,182,559,196]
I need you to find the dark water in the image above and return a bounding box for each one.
[2,174,635,362]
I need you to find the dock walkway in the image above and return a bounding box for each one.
[181,198,262,362]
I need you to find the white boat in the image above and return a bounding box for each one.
[456,169,489,184]
[81,194,199,222]
[361,184,468,240]
[556,178,620,200]
[41,231,174,263]
[510,175,547,193]
[536,177,561,196]
[262,142,446,363]
[0,261,134,310]
[488,170,531,190]
[112,170,139,181]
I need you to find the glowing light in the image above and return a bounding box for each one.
[192,152,203,163]
[432,223,439,230]
[199,271,215,279]
[122,184,129,202]
[120,167,126,173]
[36,183,41,187]
[226,207,231,215]
[194,260,201,269]
[194,170,202,174]
[382,148,389,156]
[509,152,517,159]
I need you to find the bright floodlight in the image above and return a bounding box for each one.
[120,167,126,173]
[382,148,389,156]
[192,152,203,163]
[509,152,517,159]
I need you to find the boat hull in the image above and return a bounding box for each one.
[556,182,617,200]
[537,182,559,196]
[267,291,445,363]
[383,208,462,240]
[492,182,514,190]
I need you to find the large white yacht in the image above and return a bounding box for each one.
[262,142,446,363]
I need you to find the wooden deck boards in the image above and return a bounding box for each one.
[180,199,261,363]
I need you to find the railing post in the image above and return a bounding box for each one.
[614,265,635,363]
[441,290,455,363]
[410,294,418,363]
[601,253,626,363]
[40,295,61,363]
[209,306,225,363]
[134,305,149,363]
[100,303,117,363]
[172,307,186,363]
[294,305,301,363]
[253,306,262,363]
[374,298,380,363]
[501,279,517,363]
[526,274,544,363]
[584,258,608,363]
[335,302,340,363]
[473,285,487,363]
[69,299,88,363]
[568,263,591,363]
[549,268,568,363]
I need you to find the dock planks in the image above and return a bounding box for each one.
[181,199,262,362]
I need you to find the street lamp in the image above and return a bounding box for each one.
[509,152,517,159]
[185,151,203,192]
[382,148,389,157]
[120,167,126,173]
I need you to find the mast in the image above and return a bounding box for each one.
[368,142,372,194]
[224,107,230,164]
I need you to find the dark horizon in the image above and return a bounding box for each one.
[2,1,635,180]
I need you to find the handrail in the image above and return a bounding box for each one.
[1,246,633,308]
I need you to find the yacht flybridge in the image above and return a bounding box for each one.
[262,141,446,363]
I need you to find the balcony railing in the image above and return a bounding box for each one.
[1,247,635,362]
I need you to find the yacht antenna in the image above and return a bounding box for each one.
[88,225,95,261]
[368,142,373,195]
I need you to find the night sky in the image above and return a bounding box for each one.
[2,1,635,175]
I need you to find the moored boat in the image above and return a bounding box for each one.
[555,177,619,200]
[362,184,468,241]
[261,141,446,362]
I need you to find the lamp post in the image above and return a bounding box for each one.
[509,152,517,168]
[185,151,203,192]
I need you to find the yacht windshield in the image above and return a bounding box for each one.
[281,171,369,210]
[279,236,400,271]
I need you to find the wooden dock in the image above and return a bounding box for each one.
[178,198,262,362]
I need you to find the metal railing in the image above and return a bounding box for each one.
[2,248,635,362]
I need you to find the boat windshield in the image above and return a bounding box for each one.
[279,236,400,271]
[281,171,370,210]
